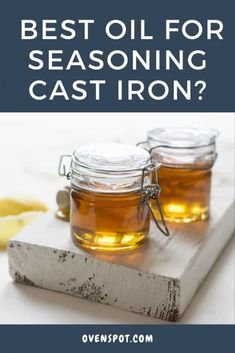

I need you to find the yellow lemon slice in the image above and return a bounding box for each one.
[0,198,48,249]
[0,198,48,217]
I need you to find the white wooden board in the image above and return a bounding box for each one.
[7,165,235,321]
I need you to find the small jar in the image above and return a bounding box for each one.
[140,127,218,223]
[58,143,169,252]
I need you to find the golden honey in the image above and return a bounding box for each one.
[145,127,218,223]
[155,167,211,223]
[71,188,149,251]
[58,143,166,252]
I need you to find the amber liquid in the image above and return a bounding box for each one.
[70,188,150,252]
[154,167,212,223]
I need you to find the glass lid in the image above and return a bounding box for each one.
[148,127,219,148]
[146,127,219,169]
[70,143,156,193]
[73,143,150,173]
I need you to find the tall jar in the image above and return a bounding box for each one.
[142,127,218,223]
[58,143,169,252]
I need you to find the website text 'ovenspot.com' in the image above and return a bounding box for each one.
[81,333,154,344]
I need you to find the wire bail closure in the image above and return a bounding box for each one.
[58,155,72,179]
[140,160,170,237]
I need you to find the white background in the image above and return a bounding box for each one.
[0,112,234,324]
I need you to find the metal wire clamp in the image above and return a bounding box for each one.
[58,155,72,179]
[140,161,170,237]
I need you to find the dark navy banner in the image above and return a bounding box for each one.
[0,0,234,111]
[0,325,234,353]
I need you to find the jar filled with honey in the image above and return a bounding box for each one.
[139,127,218,223]
[58,143,169,252]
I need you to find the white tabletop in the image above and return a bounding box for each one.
[0,112,234,324]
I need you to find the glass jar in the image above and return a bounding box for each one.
[139,127,218,223]
[58,143,169,252]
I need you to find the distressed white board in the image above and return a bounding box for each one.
[7,172,235,321]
